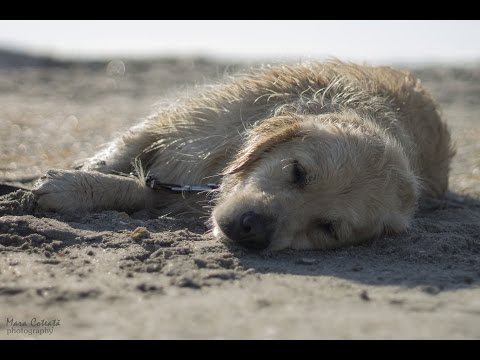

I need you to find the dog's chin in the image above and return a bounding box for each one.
[211,219,238,247]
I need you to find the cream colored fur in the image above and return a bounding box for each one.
[33,60,455,250]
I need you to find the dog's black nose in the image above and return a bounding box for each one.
[219,211,273,250]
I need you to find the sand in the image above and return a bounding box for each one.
[0,52,479,339]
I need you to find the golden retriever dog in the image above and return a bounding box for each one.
[33,61,455,250]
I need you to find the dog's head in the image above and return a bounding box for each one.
[212,112,419,251]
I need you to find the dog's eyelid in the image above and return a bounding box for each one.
[291,160,307,186]
[317,219,338,239]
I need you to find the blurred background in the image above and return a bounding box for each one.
[0,20,479,195]
[0,20,479,64]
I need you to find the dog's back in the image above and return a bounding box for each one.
[127,61,454,197]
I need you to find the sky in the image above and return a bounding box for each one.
[0,20,479,64]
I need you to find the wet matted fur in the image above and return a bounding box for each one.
[33,60,455,250]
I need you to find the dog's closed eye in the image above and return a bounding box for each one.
[291,160,307,187]
[316,220,337,240]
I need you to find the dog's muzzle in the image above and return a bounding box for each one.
[217,211,274,250]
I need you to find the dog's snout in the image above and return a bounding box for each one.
[218,211,273,250]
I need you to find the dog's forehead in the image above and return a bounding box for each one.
[223,117,309,175]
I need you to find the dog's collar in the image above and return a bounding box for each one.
[144,175,219,193]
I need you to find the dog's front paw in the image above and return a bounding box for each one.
[32,169,93,214]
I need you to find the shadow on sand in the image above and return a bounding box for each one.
[230,192,480,291]
[1,187,479,291]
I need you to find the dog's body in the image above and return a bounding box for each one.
[33,61,454,250]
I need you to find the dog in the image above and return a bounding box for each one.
[32,60,455,251]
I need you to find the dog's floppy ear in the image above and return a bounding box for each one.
[223,116,308,175]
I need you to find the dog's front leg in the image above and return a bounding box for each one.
[32,169,155,214]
